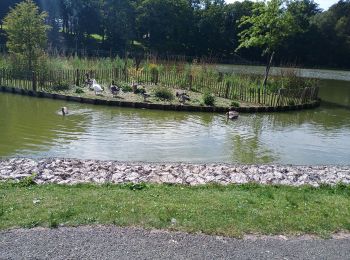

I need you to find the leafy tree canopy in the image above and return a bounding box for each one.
[3,0,50,71]
[236,0,300,56]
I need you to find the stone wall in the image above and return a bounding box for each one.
[0,158,349,187]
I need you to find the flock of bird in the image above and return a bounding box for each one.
[60,77,239,120]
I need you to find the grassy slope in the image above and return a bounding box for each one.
[0,183,349,237]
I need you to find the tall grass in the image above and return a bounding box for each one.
[0,54,318,106]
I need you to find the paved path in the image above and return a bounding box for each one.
[1,227,349,259]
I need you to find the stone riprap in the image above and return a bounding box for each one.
[0,158,349,187]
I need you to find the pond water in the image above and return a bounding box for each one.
[0,75,350,165]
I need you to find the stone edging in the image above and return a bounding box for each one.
[0,86,320,113]
[1,158,349,187]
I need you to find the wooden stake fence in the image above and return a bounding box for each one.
[0,68,319,106]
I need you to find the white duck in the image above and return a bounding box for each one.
[92,79,103,95]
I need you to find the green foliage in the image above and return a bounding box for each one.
[237,0,300,55]
[119,82,133,92]
[231,101,240,108]
[149,64,159,84]
[52,80,70,91]
[123,182,149,191]
[288,100,296,106]
[153,86,174,101]
[3,0,50,72]
[203,92,215,106]
[17,173,37,187]
[1,183,350,237]
[75,88,85,94]
[48,213,59,228]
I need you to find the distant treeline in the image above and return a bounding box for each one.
[0,0,349,69]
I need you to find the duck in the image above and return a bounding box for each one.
[110,81,120,97]
[141,92,151,102]
[176,91,191,104]
[61,107,68,116]
[92,79,103,95]
[226,109,239,120]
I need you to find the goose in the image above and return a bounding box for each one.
[84,73,93,89]
[226,110,239,120]
[141,92,151,102]
[61,107,68,116]
[176,91,191,104]
[110,81,120,97]
[92,79,103,95]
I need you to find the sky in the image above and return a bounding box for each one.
[225,0,339,11]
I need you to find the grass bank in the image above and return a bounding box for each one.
[1,182,349,237]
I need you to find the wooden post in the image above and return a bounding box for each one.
[32,71,37,92]
[76,69,80,86]
[188,74,193,91]
[225,82,230,99]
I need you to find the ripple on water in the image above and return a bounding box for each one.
[1,91,350,164]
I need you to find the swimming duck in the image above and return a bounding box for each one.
[61,107,68,116]
[226,110,239,120]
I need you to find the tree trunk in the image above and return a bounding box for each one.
[261,51,275,103]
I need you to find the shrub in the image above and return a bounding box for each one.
[154,86,174,101]
[281,69,318,90]
[203,92,215,106]
[119,82,133,92]
[149,64,159,84]
[75,88,84,94]
[288,100,296,106]
[17,173,37,187]
[231,101,240,108]
[52,80,70,91]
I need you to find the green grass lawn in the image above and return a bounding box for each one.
[0,182,349,237]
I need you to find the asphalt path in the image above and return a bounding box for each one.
[1,226,349,259]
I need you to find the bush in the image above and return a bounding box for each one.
[231,101,240,108]
[75,88,84,94]
[119,82,133,92]
[288,100,296,106]
[17,173,37,187]
[149,64,159,84]
[203,92,215,106]
[154,86,174,101]
[52,80,71,91]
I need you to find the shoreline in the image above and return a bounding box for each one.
[1,158,349,187]
[0,86,320,113]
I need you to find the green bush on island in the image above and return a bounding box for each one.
[118,82,133,92]
[153,86,174,101]
[51,80,70,91]
[231,101,240,108]
[75,88,85,94]
[203,92,215,106]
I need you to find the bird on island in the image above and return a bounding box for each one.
[84,73,93,89]
[176,91,191,104]
[92,79,103,95]
[110,80,120,97]
[226,109,239,120]
[141,92,151,102]
[61,107,68,116]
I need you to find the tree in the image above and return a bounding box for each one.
[136,0,192,53]
[3,0,50,72]
[236,0,300,100]
[101,0,135,52]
